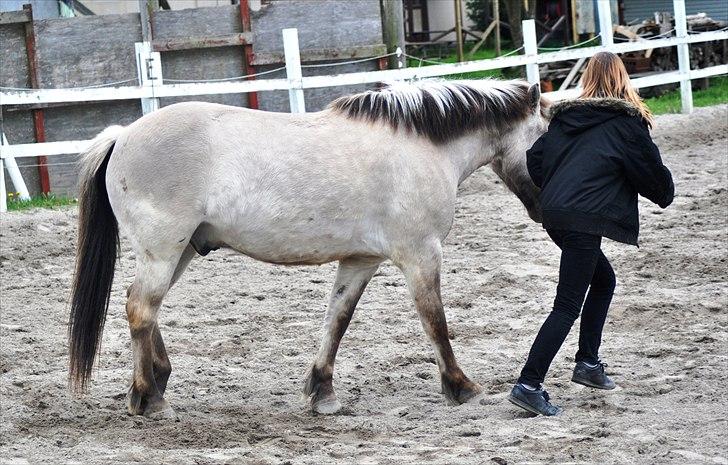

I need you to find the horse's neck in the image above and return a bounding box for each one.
[443,133,498,186]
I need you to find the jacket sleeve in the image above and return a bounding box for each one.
[526,133,547,188]
[622,120,675,208]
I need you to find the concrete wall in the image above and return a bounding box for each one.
[1,1,383,196]
[74,0,234,15]
[426,0,477,41]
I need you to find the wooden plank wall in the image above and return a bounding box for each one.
[251,0,383,112]
[1,2,384,196]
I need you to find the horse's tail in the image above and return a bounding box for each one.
[69,125,124,393]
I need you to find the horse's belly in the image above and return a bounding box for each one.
[202,219,385,265]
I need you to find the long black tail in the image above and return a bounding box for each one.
[69,125,123,393]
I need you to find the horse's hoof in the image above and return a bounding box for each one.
[312,396,342,415]
[144,398,176,420]
[145,406,176,420]
[461,383,484,403]
[444,381,484,406]
[464,387,487,405]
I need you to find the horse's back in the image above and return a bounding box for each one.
[104,101,455,264]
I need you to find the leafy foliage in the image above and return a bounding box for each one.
[465,0,491,32]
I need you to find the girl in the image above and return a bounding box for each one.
[508,51,675,416]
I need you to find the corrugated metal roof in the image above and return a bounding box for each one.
[623,0,727,24]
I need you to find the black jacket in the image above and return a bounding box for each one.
[527,98,674,246]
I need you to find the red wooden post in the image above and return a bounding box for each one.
[22,4,50,194]
[239,0,259,109]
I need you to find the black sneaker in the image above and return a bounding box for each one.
[508,384,563,416]
[572,361,616,390]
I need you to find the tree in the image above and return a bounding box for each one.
[504,1,524,48]
[466,1,536,49]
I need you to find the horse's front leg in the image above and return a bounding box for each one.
[399,241,482,405]
[304,257,381,414]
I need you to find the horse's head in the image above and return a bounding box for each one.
[491,83,549,223]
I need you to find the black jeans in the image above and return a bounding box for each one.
[518,229,616,387]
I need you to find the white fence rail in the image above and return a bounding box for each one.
[1,0,727,211]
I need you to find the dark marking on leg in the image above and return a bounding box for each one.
[304,260,380,414]
[148,292,164,309]
[125,286,172,418]
[407,262,482,405]
[303,364,334,398]
[127,326,155,415]
[152,325,172,394]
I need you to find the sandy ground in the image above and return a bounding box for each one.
[1,105,727,465]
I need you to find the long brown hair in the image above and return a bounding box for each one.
[580,51,653,127]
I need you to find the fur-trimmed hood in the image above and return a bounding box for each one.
[548,98,642,135]
[549,97,641,119]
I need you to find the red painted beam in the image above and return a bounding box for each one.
[239,0,259,109]
[23,4,50,194]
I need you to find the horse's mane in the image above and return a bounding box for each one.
[329,79,538,144]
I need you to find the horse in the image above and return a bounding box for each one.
[69,78,548,418]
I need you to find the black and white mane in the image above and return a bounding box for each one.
[330,79,540,144]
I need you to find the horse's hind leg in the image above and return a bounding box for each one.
[169,244,197,289]
[125,250,183,418]
[150,244,197,395]
[304,257,381,414]
[126,244,195,400]
[399,240,482,405]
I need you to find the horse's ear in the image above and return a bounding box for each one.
[527,83,541,113]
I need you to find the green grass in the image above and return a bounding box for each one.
[6,193,77,211]
[407,43,522,80]
[644,76,728,115]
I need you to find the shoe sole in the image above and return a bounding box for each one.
[507,394,563,416]
[571,376,616,390]
[507,394,541,415]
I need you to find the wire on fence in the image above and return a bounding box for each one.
[163,66,288,83]
[537,34,602,51]
[1,160,79,169]
[0,78,138,92]
[649,28,677,38]
[403,46,525,68]
[300,52,398,68]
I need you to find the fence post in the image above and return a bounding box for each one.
[673,0,693,114]
[135,41,161,115]
[381,0,406,69]
[0,133,31,202]
[0,159,6,212]
[522,19,539,85]
[597,0,614,46]
[282,28,306,113]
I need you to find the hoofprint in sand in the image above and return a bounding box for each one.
[1,105,726,464]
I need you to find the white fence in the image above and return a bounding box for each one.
[1,0,727,212]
